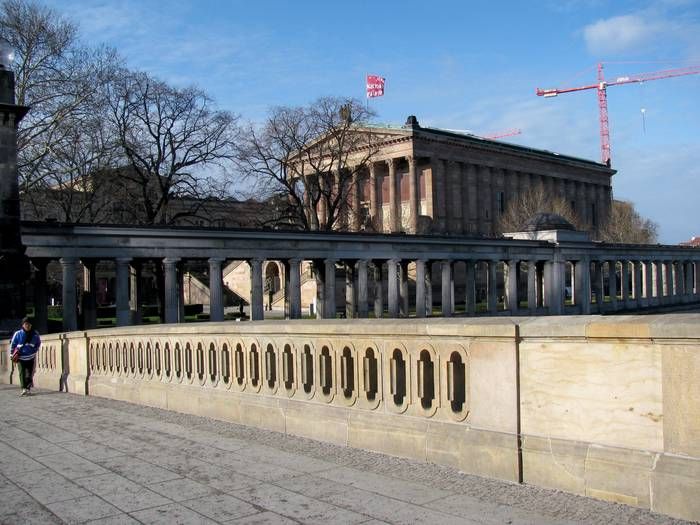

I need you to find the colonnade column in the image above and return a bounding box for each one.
[373,262,383,318]
[546,257,565,315]
[130,261,142,325]
[662,261,672,304]
[387,259,399,318]
[399,261,409,317]
[369,163,378,231]
[620,261,630,309]
[487,260,498,314]
[590,261,602,313]
[32,259,49,334]
[608,261,618,311]
[324,259,337,318]
[505,259,519,314]
[441,260,453,317]
[415,259,427,318]
[575,258,591,315]
[288,259,302,319]
[465,260,476,315]
[345,261,356,318]
[527,260,537,313]
[387,159,399,233]
[314,260,325,319]
[115,258,131,327]
[408,156,418,233]
[356,260,368,318]
[60,258,78,332]
[425,262,433,315]
[81,260,97,330]
[633,261,643,307]
[684,261,694,302]
[208,257,224,322]
[642,261,652,307]
[163,258,180,324]
[249,258,264,321]
[673,262,683,303]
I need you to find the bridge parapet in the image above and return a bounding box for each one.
[3,315,700,521]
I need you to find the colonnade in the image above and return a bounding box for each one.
[29,252,700,333]
[355,157,611,236]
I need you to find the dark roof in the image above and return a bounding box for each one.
[524,213,576,232]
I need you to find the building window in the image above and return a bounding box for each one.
[570,200,576,212]
[591,203,597,226]
[497,191,505,215]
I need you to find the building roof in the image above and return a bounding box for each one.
[364,115,616,173]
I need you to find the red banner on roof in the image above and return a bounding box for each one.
[366,75,385,98]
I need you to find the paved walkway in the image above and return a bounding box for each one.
[0,385,690,525]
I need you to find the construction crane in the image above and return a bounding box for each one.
[536,62,700,166]
[481,128,522,140]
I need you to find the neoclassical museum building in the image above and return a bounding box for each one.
[331,115,614,236]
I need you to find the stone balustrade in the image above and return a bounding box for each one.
[19,222,700,333]
[2,315,699,522]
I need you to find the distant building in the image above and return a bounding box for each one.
[681,236,700,247]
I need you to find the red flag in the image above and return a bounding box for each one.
[366,74,385,98]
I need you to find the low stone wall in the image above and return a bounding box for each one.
[2,315,699,521]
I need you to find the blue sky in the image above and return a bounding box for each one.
[50,0,700,242]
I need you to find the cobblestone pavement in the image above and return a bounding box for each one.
[0,385,692,525]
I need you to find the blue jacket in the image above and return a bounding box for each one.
[10,329,41,361]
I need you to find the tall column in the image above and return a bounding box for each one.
[466,164,478,233]
[633,261,643,308]
[314,260,325,319]
[287,259,301,319]
[60,257,78,332]
[129,261,142,325]
[642,261,652,308]
[465,260,476,315]
[81,260,97,330]
[115,257,131,327]
[408,156,419,233]
[352,171,362,232]
[369,163,378,231]
[433,159,447,232]
[249,258,264,321]
[387,159,399,233]
[620,260,630,309]
[592,260,604,313]
[662,261,672,304]
[487,260,498,314]
[575,258,591,314]
[527,260,537,313]
[208,257,224,322]
[447,160,463,235]
[441,260,453,317]
[399,261,409,317]
[356,260,368,318]
[425,261,433,315]
[324,258,337,318]
[673,261,683,304]
[163,258,180,324]
[32,259,49,334]
[479,166,492,234]
[387,259,399,318]
[415,259,427,318]
[505,260,519,313]
[684,261,694,302]
[373,262,383,318]
[345,261,356,318]
[545,257,565,315]
[608,261,618,311]
[653,260,663,306]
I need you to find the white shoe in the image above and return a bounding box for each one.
[20,389,27,396]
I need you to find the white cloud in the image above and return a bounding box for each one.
[583,14,663,55]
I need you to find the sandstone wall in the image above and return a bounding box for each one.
[2,315,698,521]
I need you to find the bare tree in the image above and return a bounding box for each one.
[497,187,583,233]
[599,199,658,244]
[236,97,377,231]
[0,0,119,194]
[108,71,240,225]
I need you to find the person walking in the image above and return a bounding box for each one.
[9,317,41,396]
